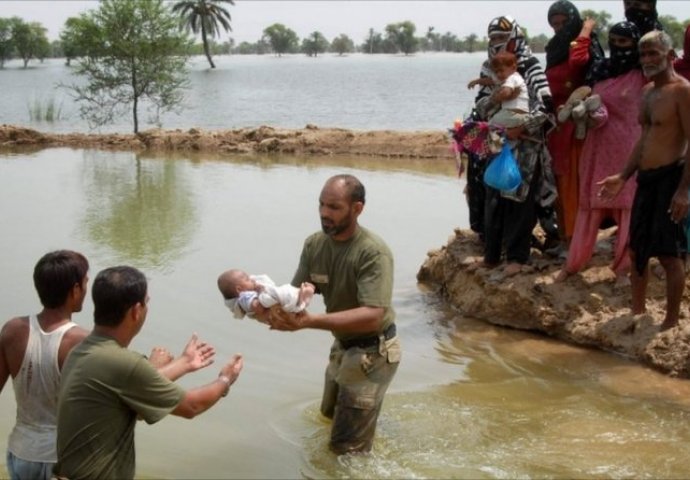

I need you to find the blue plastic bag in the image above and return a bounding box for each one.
[483,141,522,192]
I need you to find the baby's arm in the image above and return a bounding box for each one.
[297,282,316,306]
[468,77,495,89]
[491,85,519,103]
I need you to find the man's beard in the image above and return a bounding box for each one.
[321,216,351,236]
[643,55,667,78]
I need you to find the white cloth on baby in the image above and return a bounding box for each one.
[224,274,310,320]
[500,72,529,112]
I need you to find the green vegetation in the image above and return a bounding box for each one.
[1,9,689,65]
[262,23,299,56]
[2,17,50,68]
[172,0,234,68]
[331,34,355,56]
[65,0,191,133]
[385,21,418,55]
[0,18,13,67]
[302,31,329,57]
[27,96,63,122]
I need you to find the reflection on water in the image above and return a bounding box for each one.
[1,148,690,479]
[79,150,197,272]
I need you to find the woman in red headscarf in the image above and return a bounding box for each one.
[674,24,690,82]
[544,0,604,247]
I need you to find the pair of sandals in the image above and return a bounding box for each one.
[556,86,602,140]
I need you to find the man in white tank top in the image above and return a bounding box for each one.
[0,250,90,480]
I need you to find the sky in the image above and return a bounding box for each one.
[2,0,689,44]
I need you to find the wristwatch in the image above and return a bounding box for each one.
[217,375,231,397]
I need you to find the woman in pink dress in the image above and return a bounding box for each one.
[557,21,644,282]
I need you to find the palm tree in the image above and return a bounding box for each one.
[172,0,234,68]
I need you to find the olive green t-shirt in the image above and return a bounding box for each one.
[292,226,395,342]
[55,333,185,480]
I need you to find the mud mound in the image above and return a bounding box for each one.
[418,228,690,377]
[0,124,450,158]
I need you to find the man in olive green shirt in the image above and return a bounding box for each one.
[267,174,401,454]
[55,266,244,480]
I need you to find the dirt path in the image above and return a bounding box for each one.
[0,124,451,158]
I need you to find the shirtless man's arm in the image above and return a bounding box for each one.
[668,82,690,222]
[598,77,690,217]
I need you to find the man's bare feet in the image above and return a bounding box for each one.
[503,262,523,277]
[659,319,678,331]
[554,269,570,283]
[466,260,499,273]
[614,274,631,288]
[652,263,666,280]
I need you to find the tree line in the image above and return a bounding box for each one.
[2,1,688,69]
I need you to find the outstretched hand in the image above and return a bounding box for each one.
[219,354,244,386]
[181,333,216,372]
[148,347,174,369]
[596,174,625,202]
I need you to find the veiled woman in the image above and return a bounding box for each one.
[557,21,645,282]
[544,0,605,245]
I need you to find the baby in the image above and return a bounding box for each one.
[468,51,530,130]
[217,269,315,321]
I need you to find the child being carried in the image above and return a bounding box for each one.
[468,51,530,130]
[217,269,315,321]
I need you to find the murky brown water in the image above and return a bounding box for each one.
[1,148,690,479]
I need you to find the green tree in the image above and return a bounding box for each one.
[0,18,14,67]
[385,21,418,55]
[363,28,382,54]
[301,31,328,57]
[11,18,49,68]
[172,0,233,68]
[67,0,191,133]
[658,15,685,49]
[529,33,550,53]
[331,34,354,56]
[464,33,478,53]
[59,16,93,66]
[441,31,460,52]
[262,23,299,56]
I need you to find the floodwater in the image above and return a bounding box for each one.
[1,148,690,479]
[0,53,491,133]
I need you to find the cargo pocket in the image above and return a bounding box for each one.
[384,336,401,364]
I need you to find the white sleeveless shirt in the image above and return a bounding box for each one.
[8,315,77,462]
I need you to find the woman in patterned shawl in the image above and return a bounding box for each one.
[475,15,553,114]
[466,15,558,274]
